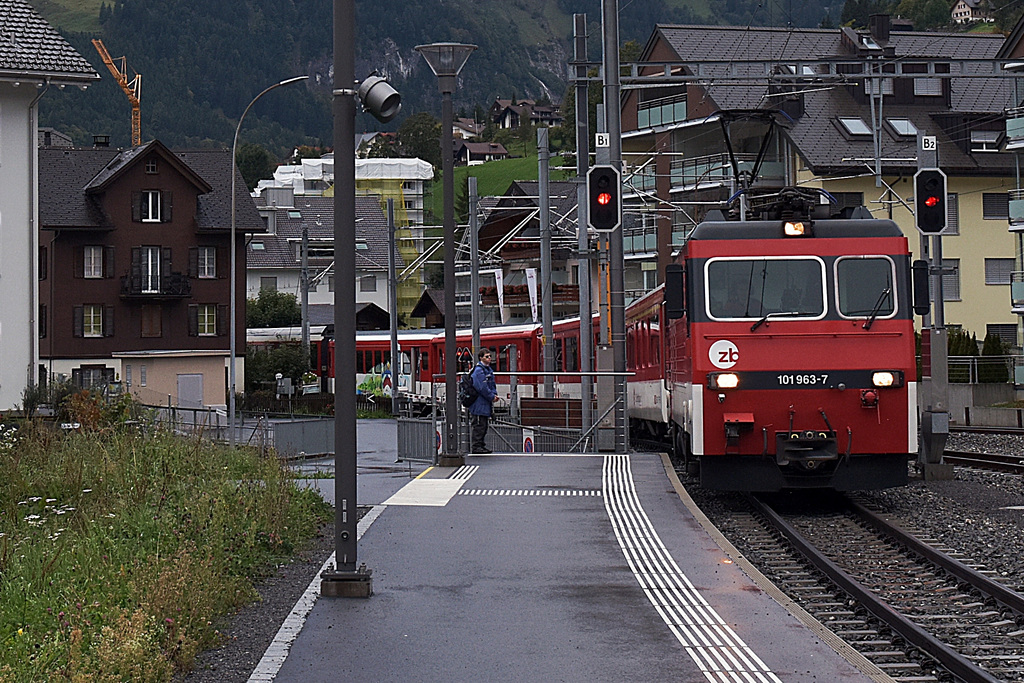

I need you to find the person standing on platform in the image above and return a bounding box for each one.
[469,348,496,453]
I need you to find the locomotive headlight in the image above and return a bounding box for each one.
[784,220,809,236]
[708,372,740,390]
[871,371,903,387]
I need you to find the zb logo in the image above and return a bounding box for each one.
[709,340,739,369]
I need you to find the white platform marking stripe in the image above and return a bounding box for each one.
[602,455,781,683]
[248,504,385,682]
[458,489,602,497]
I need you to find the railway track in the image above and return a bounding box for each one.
[711,493,1024,682]
[942,450,1024,474]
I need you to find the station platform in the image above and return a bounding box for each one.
[256,422,889,683]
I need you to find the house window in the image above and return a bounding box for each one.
[145,159,158,174]
[356,240,369,250]
[929,259,960,301]
[360,275,377,292]
[328,275,335,292]
[83,305,103,337]
[140,364,147,387]
[943,193,959,235]
[141,246,160,293]
[195,304,217,336]
[84,246,104,278]
[75,366,112,389]
[260,276,277,291]
[198,246,216,278]
[983,192,1009,220]
[886,118,917,137]
[838,117,871,136]
[984,258,1014,285]
[986,323,1017,347]
[141,190,162,222]
[141,305,162,338]
[971,131,1001,153]
[125,364,132,387]
[39,304,46,339]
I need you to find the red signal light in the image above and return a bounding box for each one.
[924,196,940,207]
[597,192,612,206]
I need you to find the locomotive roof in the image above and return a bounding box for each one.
[689,219,903,240]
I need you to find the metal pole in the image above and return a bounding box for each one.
[602,0,627,453]
[388,199,399,416]
[574,13,594,447]
[539,127,554,398]
[441,86,460,458]
[301,221,309,357]
[469,176,481,357]
[322,0,371,596]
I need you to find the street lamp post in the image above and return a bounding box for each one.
[415,42,476,463]
[229,75,308,446]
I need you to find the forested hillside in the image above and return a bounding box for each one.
[34,0,874,156]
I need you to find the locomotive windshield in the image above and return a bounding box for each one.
[835,256,896,318]
[706,257,825,320]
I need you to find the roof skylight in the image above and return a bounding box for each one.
[838,117,872,136]
[887,118,917,137]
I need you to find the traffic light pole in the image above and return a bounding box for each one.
[916,134,952,480]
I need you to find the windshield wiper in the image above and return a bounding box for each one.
[862,287,892,331]
[750,311,800,332]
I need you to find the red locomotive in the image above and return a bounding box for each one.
[628,189,925,491]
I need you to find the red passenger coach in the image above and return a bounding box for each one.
[631,190,926,491]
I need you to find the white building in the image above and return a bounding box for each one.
[0,1,98,409]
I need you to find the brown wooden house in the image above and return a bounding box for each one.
[38,139,263,407]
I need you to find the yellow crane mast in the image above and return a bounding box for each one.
[91,39,141,147]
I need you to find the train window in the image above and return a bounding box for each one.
[554,339,564,372]
[836,256,896,318]
[706,257,825,320]
[565,337,579,372]
[420,352,429,374]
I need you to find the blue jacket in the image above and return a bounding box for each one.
[469,362,496,416]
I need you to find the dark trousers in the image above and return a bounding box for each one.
[470,414,489,452]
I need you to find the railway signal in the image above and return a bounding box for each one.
[914,168,947,234]
[587,165,621,232]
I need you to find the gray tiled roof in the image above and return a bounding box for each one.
[248,195,403,272]
[652,25,1015,174]
[0,0,99,81]
[38,143,262,230]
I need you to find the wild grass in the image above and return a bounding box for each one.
[0,418,330,681]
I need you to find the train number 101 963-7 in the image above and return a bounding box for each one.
[777,373,829,386]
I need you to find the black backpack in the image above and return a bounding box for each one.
[459,369,479,408]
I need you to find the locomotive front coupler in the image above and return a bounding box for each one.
[775,429,839,467]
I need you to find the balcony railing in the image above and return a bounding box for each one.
[1012,271,1024,315]
[669,153,785,189]
[1009,189,1024,231]
[1006,107,1024,151]
[120,272,191,299]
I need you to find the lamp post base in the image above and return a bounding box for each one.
[438,455,465,467]
[321,564,373,598]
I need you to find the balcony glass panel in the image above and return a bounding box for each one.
[1007,115,1024,149]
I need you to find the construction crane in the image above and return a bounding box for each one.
[91,39,141,147]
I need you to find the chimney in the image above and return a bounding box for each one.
[93,134,110,148]
[869,14,890,43]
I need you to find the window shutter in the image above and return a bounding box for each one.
[188,304,199,336]
[161,247,172,285]
[73,306,84,337]
[983,193,1009,220]
[39,246,47,281]
[74,246,84,278]
[217,304,228,336]
[217,246,227,279]
[103,306,114,337]
[39,304,46,339]
[163,191,173,222]
[188,247,199,278]
[104,246,115,278]
[72,368,82,388]
[132,191,142,222]
[131,247,142,292]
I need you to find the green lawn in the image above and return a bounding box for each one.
[430,154,576,220]
[33,0,104,33]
